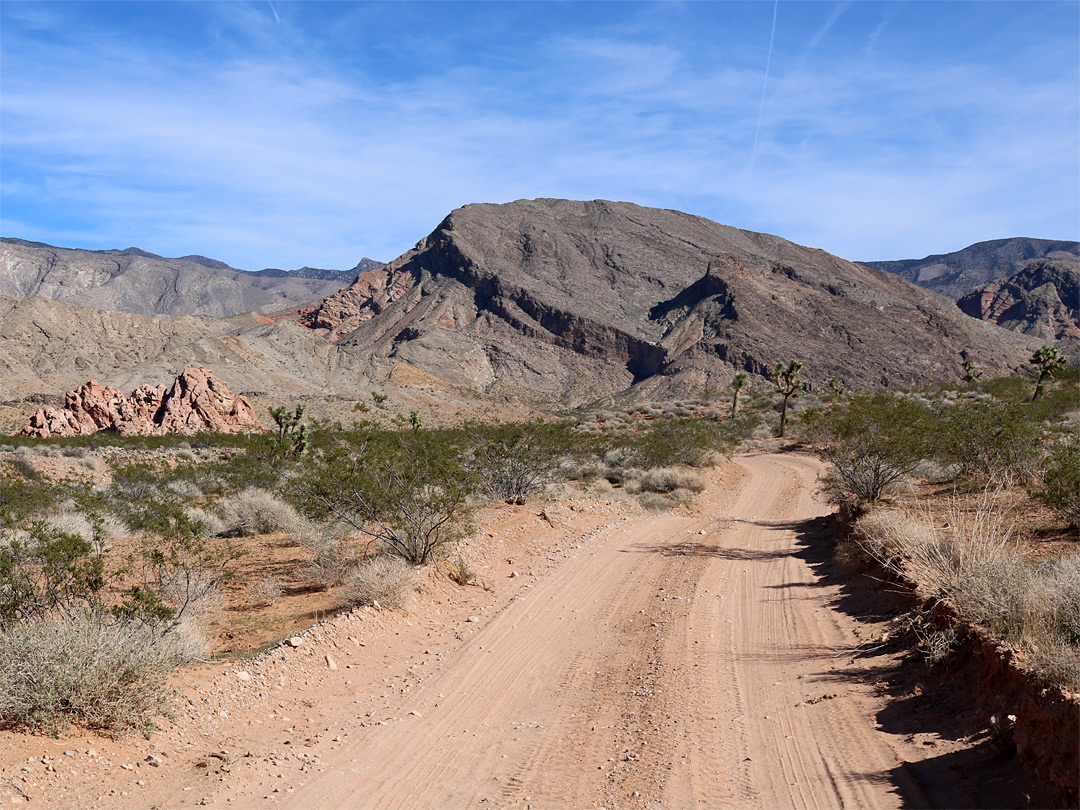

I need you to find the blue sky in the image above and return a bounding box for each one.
[1,1,1077,271]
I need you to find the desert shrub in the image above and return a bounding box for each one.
[464,420,581,504]
[637,467,706,494]
[854,500,1080,689]
[614,415,752,469]
[249,574,283,606]
[290,426,474,564]
[807,394,936,505]
[852,508,940,571]
[44,511,96,545]
[912,459,961,484]
[935,400,1044,485]
[1033,434,1080,527]
[344,554,419,609]
[217,487,303,536]
[449,553,475,585]
[0,611,202,735]
[301,528,361,589]
[638,488,695,512]
[183,506,225,538]
[0,520,109,625]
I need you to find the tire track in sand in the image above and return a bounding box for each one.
[274,453,920,809]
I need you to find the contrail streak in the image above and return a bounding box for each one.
[750,0,779,167]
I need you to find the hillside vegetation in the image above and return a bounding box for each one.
[0,354,1075,737]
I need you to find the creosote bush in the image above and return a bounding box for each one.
[464,420,580,504]
[289,426,475,565]
[1033,434,1080,527]
[806,393,935,505]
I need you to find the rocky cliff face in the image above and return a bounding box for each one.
[300,199,1038,402]
[20,367,262,437]
[957,260,1080,341]
[862,238,1079,301]
[0,239,357,318]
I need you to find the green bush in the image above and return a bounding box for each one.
[614,415,752,469]
[935,400,1044,485]
[1034,434,1080,527]
[464,420,581,504]
[289,426,475,564]
[806,393,936,505]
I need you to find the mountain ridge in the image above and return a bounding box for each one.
[862,237,1080,300]
[0,238,372,318]
[300,198,1039,402]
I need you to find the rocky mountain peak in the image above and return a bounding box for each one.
[294,198,1038,403]
[957,259,1080,341]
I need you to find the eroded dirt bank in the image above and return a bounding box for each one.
[3,453,1055,809]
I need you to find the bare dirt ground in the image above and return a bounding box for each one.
[0,453,1053,809]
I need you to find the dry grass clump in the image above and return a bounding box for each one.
[0,613,205,736]
[184,505,225,537]
[46,509,128,543]
[637,467,706,494]
[638,489,695,512]
[301,527,362,589]
[853,497,1080,689]
[344,554,419,609]
[218,487,303,536]
[249,574,283,607]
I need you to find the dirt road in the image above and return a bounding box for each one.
[24,452,1046,809]
[263,453,907,809]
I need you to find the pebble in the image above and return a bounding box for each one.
[286,637,305,648]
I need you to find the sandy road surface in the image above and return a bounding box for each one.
[23,452,1041,809]
[254,453,908,809]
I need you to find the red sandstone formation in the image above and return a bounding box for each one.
[20,367,262,438]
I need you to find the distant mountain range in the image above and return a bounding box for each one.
[0,204,1053,407]
[0,238,383,318]
[861,237,1079,301]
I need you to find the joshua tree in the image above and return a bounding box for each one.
[828,376,846,398]
[961,358,982,385]
[772,359,805,438]
[1031,345,1067,400]
[730,372,747,418]
[268,404,308,456]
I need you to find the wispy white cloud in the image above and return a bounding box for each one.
[0,2,1076,269]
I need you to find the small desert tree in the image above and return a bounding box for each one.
[828,376,846,399]
[730,372,747,418]
[289,427,474,565]
[806,393,936,505]
[772,359,805,438]
[1031,345,1067,400]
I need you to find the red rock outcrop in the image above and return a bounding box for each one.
[20,367,261,438]
[956,259,1080,341]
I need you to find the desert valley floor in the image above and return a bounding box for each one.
[0,452,1053,810]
